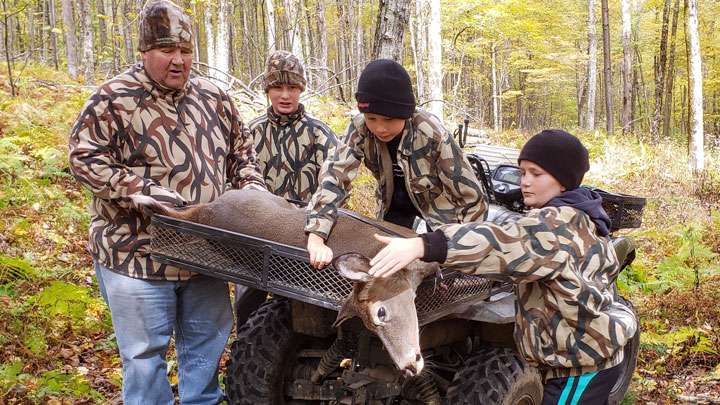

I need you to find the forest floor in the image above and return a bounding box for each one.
[0,69,719,404]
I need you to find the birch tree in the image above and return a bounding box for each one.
[215,0,231,86]
[79,0,94,83]
[586,0,597,130]
[48,0,60,69]
[266,0,276,53]
[621,0,632,134]
[686,0,703,172]
[372,0,410,62]
[60,0,78,79]
[413,0,443,121]
[313,0,329,95]
[203,3,215,74]
[283,0,302,58]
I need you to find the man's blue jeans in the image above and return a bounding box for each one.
[95,260,232,405]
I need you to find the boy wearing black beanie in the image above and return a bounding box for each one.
[367,130,637,404]
[305,59,488,269]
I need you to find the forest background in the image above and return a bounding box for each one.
[0,0,719,403]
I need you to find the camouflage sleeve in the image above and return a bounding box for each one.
[438,207,577,281]
[68,93,186,209]
[225,97,266,191]
[438,132,488,223]
[305,122,363,239]
[312,121,339,167]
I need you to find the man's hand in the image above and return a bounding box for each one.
[307,233,333,269]
[368,234,424,278]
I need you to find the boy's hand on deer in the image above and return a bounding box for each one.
[307,233,333,269]
[369,234,424,278]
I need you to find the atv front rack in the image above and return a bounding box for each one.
[150,214,504,325]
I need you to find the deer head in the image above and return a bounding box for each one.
[332,253,437,378]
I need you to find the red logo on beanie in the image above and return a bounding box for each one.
[358,102,370,108]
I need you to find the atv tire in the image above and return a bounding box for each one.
[445,347,542,405]
[608,296,640,405]
[224,297,329,404]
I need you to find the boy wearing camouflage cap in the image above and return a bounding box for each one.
[68,1,264,404]
[368,130,638,404]
[234,51,339,325]
[249,50,338,201]
[305,59,488,269]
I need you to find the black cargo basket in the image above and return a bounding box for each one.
[149,214,502,326]
[592,188,646,231]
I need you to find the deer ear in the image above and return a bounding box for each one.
[332,298,359,328]
[333,253,373,283]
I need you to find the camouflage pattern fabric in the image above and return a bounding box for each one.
[262,50,306,92]
[68,64,265,281]
[437,206,638,380]
[306,109,488,238]
[138,0,192,52]
[249,104,338,201]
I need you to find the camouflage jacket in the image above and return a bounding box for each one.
[438,206,638,379]
[306,109,488,238]
[68,64,265,281]
[249,104,338,201]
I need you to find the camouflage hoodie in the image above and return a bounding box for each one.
[249,104,338,201]
[306,109,488,238]
[436,205,638,379]
[68,64,265,281]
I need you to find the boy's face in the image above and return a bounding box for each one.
[268,83,302,115]
[519,160,566,208]
[364,113,406,142]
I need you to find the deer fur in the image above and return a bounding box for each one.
[131,189,439,377]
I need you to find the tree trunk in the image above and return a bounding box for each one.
[27,0,34,60]
[283,0,302,58]
[61,0,78,79]
[97,0,108,71]
[1,0,15,96]
[204,2,215,77]
[601,0,613,134]
[651,0,671,143]
[586,0,597,130]
[266,0,276,53]
[663,0,680,140]
[372,0,410,62]
[491,43,499,131]
[313,0,329,95]
[413,0,442,120]
[79,0,94,83]
[685,0,703,172]
[122,0,135,65]
[620,0,632,135]
[48,0,59,68]
[215,0,230,86]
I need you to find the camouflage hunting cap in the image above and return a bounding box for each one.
[262,50,307,92]
[138,0,193,52]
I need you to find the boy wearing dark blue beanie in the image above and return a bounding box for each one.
[305,59,488,269]
[368,130,637,404]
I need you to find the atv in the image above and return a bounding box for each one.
[150,144,645,405]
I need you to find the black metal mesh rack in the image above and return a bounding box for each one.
[592,188,647,231]
[150,215,499,325]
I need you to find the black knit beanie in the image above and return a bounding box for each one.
[517,129,589,190]
[355,59,416,119]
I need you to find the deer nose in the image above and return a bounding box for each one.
[403,365,417,378]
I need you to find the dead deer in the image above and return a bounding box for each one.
[130,189,439,378]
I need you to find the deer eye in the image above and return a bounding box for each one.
[377,307,386,321]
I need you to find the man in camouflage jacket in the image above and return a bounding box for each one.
[67,2,264,404]
[305,60,487,268]
[235,51,338,325]
[369,130,638,402]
